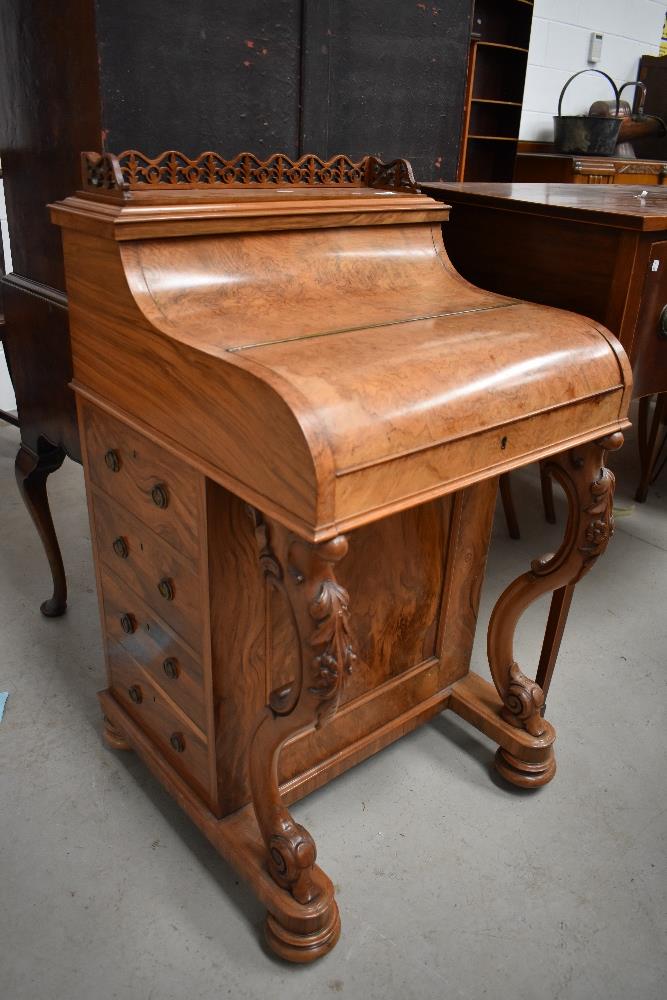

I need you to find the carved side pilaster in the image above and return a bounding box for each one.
[488,433,623,738]
[247,510,355,907]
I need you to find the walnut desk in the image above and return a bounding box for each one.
[51,152,630,963]
[420,181,667,501]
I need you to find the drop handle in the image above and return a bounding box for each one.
[659,304,667,340]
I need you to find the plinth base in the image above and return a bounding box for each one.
[265,902,341,963]
[494,746,557,788]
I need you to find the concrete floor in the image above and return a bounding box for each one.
[0,416,665,1000]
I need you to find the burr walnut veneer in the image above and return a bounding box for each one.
[51,151,631,963]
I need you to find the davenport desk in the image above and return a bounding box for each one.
[51,152,630,962]
[420,181,667,501]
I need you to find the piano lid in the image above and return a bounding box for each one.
[51,151,631,538]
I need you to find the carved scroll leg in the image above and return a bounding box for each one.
[15,442,68,617]
[635,393,667,503]
[248,514,354,962]
[488,433,623,788]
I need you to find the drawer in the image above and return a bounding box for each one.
[101,566,207,731]
[93,487,203,652]
[108,639,211,802]
[82,400,201,561]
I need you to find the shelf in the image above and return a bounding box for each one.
[475,41,529,54]
[468,135,518,142]
[472,98,522,107]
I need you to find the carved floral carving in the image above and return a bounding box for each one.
[308,579,356,727]
[580,467,615,566]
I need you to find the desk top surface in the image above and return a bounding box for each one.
[420,181,667,231]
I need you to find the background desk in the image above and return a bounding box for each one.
[420,181,667,501]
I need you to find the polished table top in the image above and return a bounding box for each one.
[421,181,667,230]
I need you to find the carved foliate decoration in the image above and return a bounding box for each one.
[366,155,417,192]
[579,467,616,568]
[501,661,547,737]
[81,151,128,193]
[308,579,356,727]
[80,149,417,196]
[268,817,319,905]
[248,511,356,727]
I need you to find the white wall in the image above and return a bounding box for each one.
[0,176,16,414]
[520,0,665,141]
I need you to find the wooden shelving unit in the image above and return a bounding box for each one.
[458,0,534,181]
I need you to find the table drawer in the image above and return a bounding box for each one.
[101,566,207,731]
[82,400,201,561]
[107,639,211,801]
[94,488,202,653]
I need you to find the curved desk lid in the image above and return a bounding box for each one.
[52,151,631,538]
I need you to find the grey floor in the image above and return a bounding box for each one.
[0,414,665,1000]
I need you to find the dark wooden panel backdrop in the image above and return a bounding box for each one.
[300,0,473,179]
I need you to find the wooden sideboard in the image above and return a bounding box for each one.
[421,181,667,500]
[515,151,667,186]
[51,151,630,963]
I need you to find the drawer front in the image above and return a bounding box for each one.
[93,488,202,652]
[82,400,201,560]
[101,567,207,731]
[108,639,211,800]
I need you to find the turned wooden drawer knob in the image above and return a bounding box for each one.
[128,685,143,704]
[112,536,129,559]
[120,612,136,634]
[170,732,185,753]
[151,483,169,509]
[104,449,120,472]
[162,657,179,679]
[157,577,175,601]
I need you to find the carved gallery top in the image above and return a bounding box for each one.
[50,151,631,540]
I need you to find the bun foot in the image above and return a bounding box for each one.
[40,594,67,618]
[103,716,131,751]
[494,746,556,789]
[264,901,341,963]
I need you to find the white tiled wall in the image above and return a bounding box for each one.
[0,177,16,414]
[520,0,665,141]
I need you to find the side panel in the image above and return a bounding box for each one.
[208,481,495,815]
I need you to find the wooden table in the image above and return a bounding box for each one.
[51,152,630,963]
[420,181,667,500]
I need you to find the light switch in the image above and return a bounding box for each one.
[589,32,603,64]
